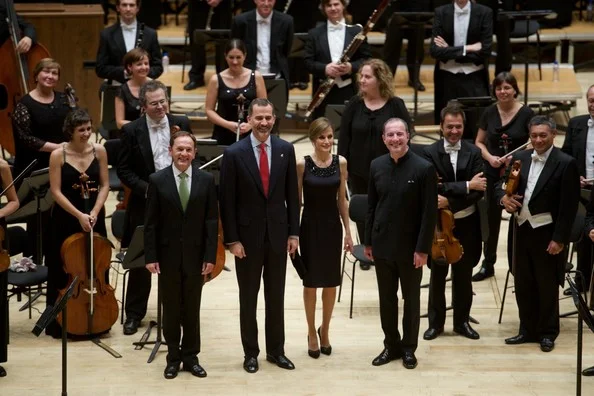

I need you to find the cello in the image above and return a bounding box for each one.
[431,175,464,265]
[0,0,50,155]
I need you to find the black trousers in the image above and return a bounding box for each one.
[160,269,203,366]
[482,172,504,269]
[235,235,287,358]
[427,212,481,329]
[374,256,422,353]
[514,222,561,341]
[187,2,231,82]
[576,238,593,291]
[0,270,7,363]
[383,19,427,82]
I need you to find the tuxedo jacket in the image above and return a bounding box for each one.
[365,151,437,261]
[495,147,580,245]
[0,4,35,47]
[95,22,163,84]
[304,23,372,95]
[561,114,591,177]
[219,134,300,254]
[231,10,294,83]
[422,140,484,213]
[144,165,218,275]
[117,114,191,246]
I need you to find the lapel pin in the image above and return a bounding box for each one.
[280,153,284,158]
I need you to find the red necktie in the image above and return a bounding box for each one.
[259,143,269,197]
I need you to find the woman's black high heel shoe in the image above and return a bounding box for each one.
[318,327,332,356]
[308,335,320,359]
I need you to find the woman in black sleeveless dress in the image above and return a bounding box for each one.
[205,38,267,146]
[0,160,20,377]
[115,48,151,130]
[297,117,353,358]
[45,109,109,337]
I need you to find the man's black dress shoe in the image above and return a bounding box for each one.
[472,266,494,282]
[540,338,554,352]
[317,327,332,355]
[183,80,205,91]
[184,362,207,378]
[297,82,308,90]
[123,318,140,335]
[582,365,594,376]
[372,348,400,366]
[164,363,180,379]
[454,322,480,340]
[0,365,6,377]
[505,334,528,345]
[423,327,444,340]
[407,80,426,92]
[243,357,259,373]
[360,262,371,271]
[402,351,418,369]
[266,354,295,370]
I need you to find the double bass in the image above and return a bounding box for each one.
[0,0,50,155]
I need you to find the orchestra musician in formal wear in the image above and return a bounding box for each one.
[0,160,20,378]
[297,117,353,359]
[231,0,294,90]
[95,0,162,85]
[117,80,192,336]
[338,58,411,269]
[582,183,594,376]
[422,104,485,341]
[46,109,110,338]
[0,1,35,52]
[498,116,579,352]
[304,0,372,119]
[115,48,151,129]
[561,84,594,295]
[219,98,300,374]
[205,39,267,146]
[184,0,232,90]
[430,0,492,125]
[473,72,533,281]
[144,131,218,380]
[364,118,437,370]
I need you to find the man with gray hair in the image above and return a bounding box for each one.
[364,118,437,369]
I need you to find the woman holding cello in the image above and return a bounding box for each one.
[45,109,109,337]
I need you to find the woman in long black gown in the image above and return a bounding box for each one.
[0,160,20,377]
[297,117,353,359]
[45,109,109,337]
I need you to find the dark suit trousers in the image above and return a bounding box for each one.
[159,269,204,365]
[374,257,423,353]
[427,212,481,328]
[576,236,593,291]
[482,173,503,268]
[235,235,287,357]
[514,222,561,341]
[383,26,425,81]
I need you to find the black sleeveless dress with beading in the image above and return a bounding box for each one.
[300,155,342,288]
[46,146,107,322]
[118,83,142,123]
[211,71,257,146]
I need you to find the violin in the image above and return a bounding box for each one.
[504,160,522,197]
[431,175,464,265]
[57,173,118,335]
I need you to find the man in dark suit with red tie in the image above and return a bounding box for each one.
[219,98,300,374]
[422,104,485,341]
[117,81,192,336]
[498,116,580,353]
[145,131,218,379]
[561,84,594,295]
[95,0,162,85]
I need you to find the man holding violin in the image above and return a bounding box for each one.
[422,104,486,341]
[498,116,579,352]
[144,131,218,379]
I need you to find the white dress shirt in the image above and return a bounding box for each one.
[250,133,271,172]
[327,19,351,88]
[585,121,594,179]
[444,140,474,218]
[121,20,137,53]
[172,164,192,193]
[256,11,272,75]
[439,2,483,75]
[516,145,554,228]
[146,116,172,171]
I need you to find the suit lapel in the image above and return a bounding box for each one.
[578,118,589,171]
[456,144,471,178]
[518,152,532,196]
[270,13,279,61]
[437,143,456,182]
[189,167,201,207]
[269,137,283,196]
[239,137,266,197]
[113,23,127,58]
[248,11,258,51]
[443,5,455,45]
[343,27,355,52]
[320,24,331,63]
[137,116,156,174]
[531,148,560,201]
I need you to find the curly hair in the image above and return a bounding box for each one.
[358,58,394,100]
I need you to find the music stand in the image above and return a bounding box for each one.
[196,139,225,185]
[193,29,231,73]
[452,96,495,141]
[498,10,555,104]
[385,12,434,121]
[32,276,78,396]
[265,77,289,136]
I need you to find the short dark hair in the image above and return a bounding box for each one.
[225,38,247,56]
[528,115,556,132]
[440,103,466,124]
[170,131,197,149]
[123,48,149,73]
[116,0,140,7]
[248,98,275,117]
[139,80,168,107]
[383,118,409,134]
[492,71,521,98]
[63,109,92,140]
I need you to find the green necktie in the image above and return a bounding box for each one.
[179,172,189,211]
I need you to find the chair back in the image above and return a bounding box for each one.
[567,275,594,332]
[104,139,121,167]
[99,85,120,140]
[111,209,126,242]
[570,203,586,244]
[349,194,368,225]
